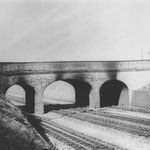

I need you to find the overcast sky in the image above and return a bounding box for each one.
[0,0,150,62]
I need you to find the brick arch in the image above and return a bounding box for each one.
[64,79,91,107]
[43,80,75,112]
[5,83,35,113]
[44,80,75,102]
[5,84,25,105]
[43,79,91,111]
[100,79,129,108]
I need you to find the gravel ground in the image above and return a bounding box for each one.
[37,110,150,150]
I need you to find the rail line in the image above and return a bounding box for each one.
[33,115,123,150]
[63,107,150,127]
[52,109,150,138]
[109,106,150,114]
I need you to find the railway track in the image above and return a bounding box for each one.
[109,106,150,114]
[6,95,25,104]
[52,108,150,138]
[32,115,123,150]
[63,107,150,127]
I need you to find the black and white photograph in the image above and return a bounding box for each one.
[0,0,150,150]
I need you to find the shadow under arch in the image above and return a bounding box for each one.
[5,83,35,113]
[43,79,91,113]
[100,80,129,108]
[64,79,91,108]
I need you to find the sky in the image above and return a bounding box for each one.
[0,0,150,62]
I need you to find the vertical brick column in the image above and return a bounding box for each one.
[89,83,100,109]
[34,87,44,114]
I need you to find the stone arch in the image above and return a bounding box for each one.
[43,80,76,112]
[5,84,25,106]
[64,79,91,107]
[5,83,35,113]
[43,79,91,112]
[100,80,129,108]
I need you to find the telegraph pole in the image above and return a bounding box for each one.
[141,48,143,60]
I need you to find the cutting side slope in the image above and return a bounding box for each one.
[0,96,56,150]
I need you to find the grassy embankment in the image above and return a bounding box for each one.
[0,96,57,150]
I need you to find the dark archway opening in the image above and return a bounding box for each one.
[20,83,35,113]
[5,84,35,113]
[65,79,91,108]
[43,80,91,113]
[100,80,129,108]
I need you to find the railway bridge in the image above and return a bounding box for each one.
[1,60,150,114]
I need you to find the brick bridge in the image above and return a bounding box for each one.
[1,60,150,114]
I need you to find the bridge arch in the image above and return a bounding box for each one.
[100,80,129,108]
[5,83,35,113]
[64,79,91,107]
[43,79,91,112]
[43,80,75,112]
[5,84,25,106]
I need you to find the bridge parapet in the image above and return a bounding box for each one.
[0,60,150,75]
